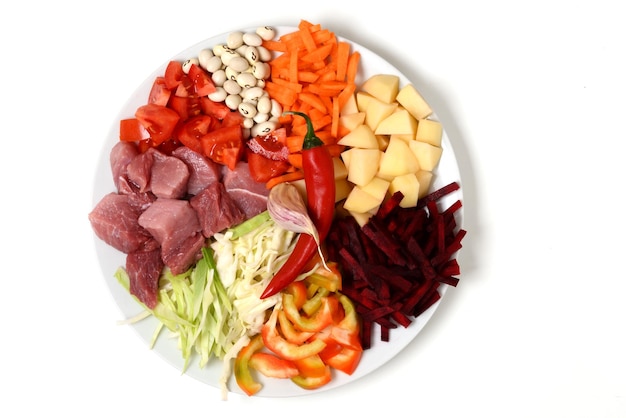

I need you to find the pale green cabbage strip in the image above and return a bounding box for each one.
[114,211,301,398]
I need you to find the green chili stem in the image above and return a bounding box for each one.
[283,111,324,149]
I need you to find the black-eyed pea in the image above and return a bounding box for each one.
[256,26,276,41]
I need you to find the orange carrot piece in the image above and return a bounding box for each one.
[299,25,317,53]
[266,170,305,189]
[298,71,319,83]
[287,153,303,169]
[286,135,304,152]
[331,97,340,138]
[346,51,361,84]
[301,43,333,64]
[263,40,287,52]
[264,81,298,106]
[335,41,351,81]
[298,92,327,113]
[337,82,356,109]
[289,49,299,83]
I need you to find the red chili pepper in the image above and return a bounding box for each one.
[260,112,335,299]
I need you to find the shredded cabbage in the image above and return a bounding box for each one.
[115,211,300,398]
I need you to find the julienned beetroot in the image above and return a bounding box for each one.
[325,182,466,349]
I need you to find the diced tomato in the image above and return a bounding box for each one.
[200,97,232,120]
[201,125,244,170]
[173,74,196,98]
[168,95,202,120]
[134,103,180,145]
[188,64,216,96]
[164,60,184,90]
[174,115,216,154]
[220,108,245,127]
[234,335,265,396]
[247,128,289,161]
[249,352,299,379]
[246,150,291,183]
[119,118,148,142]
[148,76,171,106]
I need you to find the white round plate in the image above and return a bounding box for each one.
[92,25,463,398]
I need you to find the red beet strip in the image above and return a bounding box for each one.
[326,182,465,349]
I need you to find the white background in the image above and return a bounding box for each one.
[2,1,625,417]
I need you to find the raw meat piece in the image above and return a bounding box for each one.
[172,146,221,195]
[150,153,190,199]
[190,181,245,238]
[222,161,269,218]
[88,193,154,254]
[110,141,139,191]
[126,248,163,309]
[138,198,204,274]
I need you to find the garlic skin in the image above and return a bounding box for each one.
[267,183,320,245]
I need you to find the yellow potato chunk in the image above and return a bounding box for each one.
[339,112,366,132]
[389,173,420,208]
[338,124,379,149]
[344,186,384,214]
[364,96,398,131]
[415,119,443,146]
[374,109,418,136]
[396,84,432,120]
[347,148,381,186]
[408,141,443,171]
[361,74,400,104]
[378,137,420,178]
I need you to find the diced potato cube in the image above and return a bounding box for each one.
[356,91,375,112]
[360,177,390,202]
[374,109,418,136]
[338,124,379,149]
[415,170,433,198]
[344,186,384,213]
[347,148,381,186]
[389,173,420,208]
[415,119,443,146]
[339,112,366,131]
[396,84,432,120]
[335,178,353,202]
[348,210,373,227]
[408,141,443,171]
[364,96,398,131]
[332,157,348,180]
[378,137,420,178]
[361,74,400,104]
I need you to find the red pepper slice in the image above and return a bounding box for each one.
[248,352,300,379]
[234,334,265,396]
[261,309,327,361]
[260,112,335,298]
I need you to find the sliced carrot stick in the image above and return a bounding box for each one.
[287,153,303,169]
[299,24,317,53]
[301,43,333,64]
[346,51,361,84]
[265,170,305,189]
[335,41,351,81]
[298,92,327,113]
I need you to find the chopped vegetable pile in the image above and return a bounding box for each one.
[90,19,466,398]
